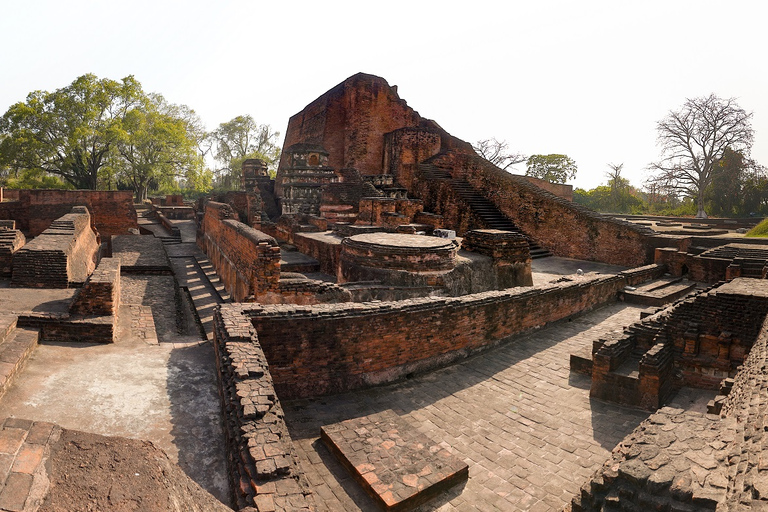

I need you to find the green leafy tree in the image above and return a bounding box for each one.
[649,94,754,218]
[525,154,577,184]
[210,115,280,189]
[0,74,144,189]
[113,94,204,201]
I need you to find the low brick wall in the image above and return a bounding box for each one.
[229,264,665,399]
[69,258,121,316]
[19,314,115,344]
[155,211,181,238]
[293,232,342,276]
[212,308,314,511]
[197,202,280,302]
[11,207,99,288]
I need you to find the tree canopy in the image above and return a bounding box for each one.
[0,74,144,189]
[113,94,205,201]
[648,94,754,218]
[0,74,214,199]
[210,115,281,188]
[525,154,577,184]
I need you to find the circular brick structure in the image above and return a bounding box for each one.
[341,233,457,271]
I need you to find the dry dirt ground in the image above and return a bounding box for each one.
[39,428,230,512]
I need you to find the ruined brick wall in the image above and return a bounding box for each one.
[663,279,768,388]
[422,151,661,267]
[383,127,442,189]
[212,307,315,511]
[1,189,20,201]
[356,198,424,227]
[0,190,137,238]
[292,233,342,276]
[206,191,264,227]
[244,265,664,399]
[0,227,25,277]
[519,176,573,201]
[198,202,280,302]
[11,207,99,288]
[573,314,768,511]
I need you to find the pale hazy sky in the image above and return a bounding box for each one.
[2,0,767,190]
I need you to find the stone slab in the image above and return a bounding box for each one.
[320,409,468,511]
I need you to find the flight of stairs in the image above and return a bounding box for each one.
[419,164,552,258]
[0,315,39,400]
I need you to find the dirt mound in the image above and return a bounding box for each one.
[40,429,231,512]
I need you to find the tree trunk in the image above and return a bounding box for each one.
[135,185,148,203]
[696,190,708,218]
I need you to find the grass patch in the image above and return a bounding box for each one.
[746,219,768,237]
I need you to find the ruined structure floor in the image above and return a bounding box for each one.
[0,283,75,314]
[0,221,230,506]
[283,302,711,511]
[0,326,230,505]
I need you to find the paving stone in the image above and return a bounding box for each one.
[0,429,25,455]
[0,471,32,511]
[11,443,44,474]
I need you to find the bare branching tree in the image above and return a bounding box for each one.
[607,162,625,196]
[648,94,754,218]
[606,162,624,183]
[473,137,526,171]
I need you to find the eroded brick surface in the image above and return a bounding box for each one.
[321,410,468,511]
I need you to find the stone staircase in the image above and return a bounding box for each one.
[419,164,551,258]
[0,315,39,400]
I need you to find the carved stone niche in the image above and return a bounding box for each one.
[276,144,338,216]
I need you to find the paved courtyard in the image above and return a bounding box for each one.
[283,302,712,511]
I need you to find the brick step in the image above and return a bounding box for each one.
[194,254,231,304]
[622,278,697,307]
[569,346,593,375]
[0,327,39,400]
[0,315,18,345]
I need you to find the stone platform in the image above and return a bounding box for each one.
[321,409,468,511]
[341,233,458,271]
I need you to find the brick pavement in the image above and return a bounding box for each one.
[283,302,663,511]
[0,418,59,512]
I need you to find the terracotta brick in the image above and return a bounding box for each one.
[0,429,25,455]
[11,444,44,474]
